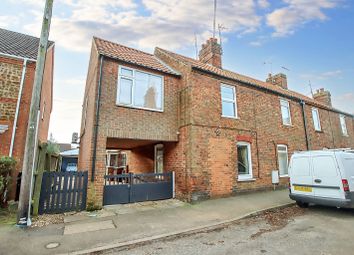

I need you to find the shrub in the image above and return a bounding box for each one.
[0,157,16,208]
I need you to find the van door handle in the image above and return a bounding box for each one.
[314,179,322,183]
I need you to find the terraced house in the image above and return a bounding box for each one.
[79,36,354,205]
[0,28,54,200]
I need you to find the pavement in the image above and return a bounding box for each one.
[112,205,354,255]
[0,189,292,255]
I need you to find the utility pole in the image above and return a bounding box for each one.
[17,0,54,226]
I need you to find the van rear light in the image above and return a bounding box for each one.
[342,179,350,192]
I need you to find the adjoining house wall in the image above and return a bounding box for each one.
[0,56,37,199]
[157,52,354,202]
[37,46,54,142]
[0,49,53,200]
[78,41,100,175]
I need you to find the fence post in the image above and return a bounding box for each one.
[32,143,48,216]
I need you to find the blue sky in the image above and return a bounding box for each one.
[1,0,353,142]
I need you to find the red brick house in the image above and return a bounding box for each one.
[79,36,354,205]
[0,28,54,200]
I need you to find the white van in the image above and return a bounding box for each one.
[289,149,354,208]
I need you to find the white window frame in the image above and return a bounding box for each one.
[280,99,292,126]
[237,142,253,180]
[311,107,321,131]
[277,144,289,177]
[116,65,164,112]
[220,84,238,119]
[339,114,348,136]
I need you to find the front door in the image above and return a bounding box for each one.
[154,144,164,174]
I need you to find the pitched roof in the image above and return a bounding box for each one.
[155,47,352,116]
[93,37,179,76]
[0,28,54,60]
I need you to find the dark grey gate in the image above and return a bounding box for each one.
[103,172,174,205]
[38,171,88,214]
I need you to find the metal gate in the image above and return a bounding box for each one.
[103,172,174,205]
[38,171,88,214]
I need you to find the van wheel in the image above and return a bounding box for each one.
[296,201,309,208]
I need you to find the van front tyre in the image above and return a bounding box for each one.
[296,201,309,208]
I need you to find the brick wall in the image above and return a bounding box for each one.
[0,47,54,200]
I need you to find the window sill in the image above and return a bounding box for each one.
[221,115,239,120]
[282,124,293,127]
[315,130,323,133]
[279,175,289,178]
[116,103,164,113]
[238,178,256,182]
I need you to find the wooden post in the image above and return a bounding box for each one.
[17,0,54,226]
[32,143,48,216]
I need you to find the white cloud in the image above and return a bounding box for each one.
[257,0,270,8]
[332,93,354,114]
[266,0,339,37]
[0,15,19,28]
[21,0,263,52]
[300,69,343,80]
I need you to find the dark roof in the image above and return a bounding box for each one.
[0,28,54,60]
[155,47,353,117]
[93,37,180,76]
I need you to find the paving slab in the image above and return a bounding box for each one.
[64,220,115,235]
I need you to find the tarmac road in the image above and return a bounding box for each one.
[106,205,354,255]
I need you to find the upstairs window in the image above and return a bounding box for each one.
[280,99,291,125]
[117,66,163,111]
[312,108,321,131]
[221,84,237,118]
[340,115,348,136]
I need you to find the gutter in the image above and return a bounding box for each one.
[191,66,354,118]
[0,52,36,62]
[300,100,310,150]
[9,58,28,157]
[91,55,104,182]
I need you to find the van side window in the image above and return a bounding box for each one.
[313,156,337,177]
[291,157,310,176]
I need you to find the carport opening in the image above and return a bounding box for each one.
[105,138,164,176]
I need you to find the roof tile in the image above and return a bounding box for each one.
[94,37,179,76]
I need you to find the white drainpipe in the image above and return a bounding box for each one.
[9,58,28,157]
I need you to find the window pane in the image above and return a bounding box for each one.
[340,116,348,135]
[148,75,163,110]
[278,146,288,175]
[237,145,249,175]
[134,79,149,107]
[312,109,321,131]
[136,71,149,81]
[118,78,132,105]
[281,102,291,125]
[121,68,133,77]
[222,101,235,117]
[221,86,234,100]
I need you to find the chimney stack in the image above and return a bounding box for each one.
[266,73,288,89]
[313,88,332,107]
[199,38,222,68]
